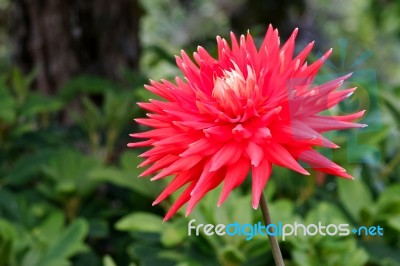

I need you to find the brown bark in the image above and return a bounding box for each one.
[11,0,142,94]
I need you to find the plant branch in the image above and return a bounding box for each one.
[259,192,285,266]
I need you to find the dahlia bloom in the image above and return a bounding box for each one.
[129,26,366,221]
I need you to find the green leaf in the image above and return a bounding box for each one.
[10,67,29,103]
[103,255,117,266]
[115,212,164,233]
[120,151,143,175]
[104,91,136,131]
[0,85,16,124]
[76,97,104,139]
[263,180,276,201]
[292,250,314,266]
[36,211,65,244]
[387,215,400,231]
[361,240,400,264]
[269,199,296,224]
[20,93,64,117]
[232,194,252,226]
[332,140,378,165]
[3,150,57,186]
[88,219,109,238]
[0,219,17,265]
[344,248,369,266]
[305,202,349,225]
[161,219,187,247]
[38,219,89,266]
[42,149,102,198]
[21,249,42,266]
[88,166,163,198]
[0,189,22,221]
[102,151,166,198]
[381,90,400,127]
[378,184,400,206]
[337,178,373,222]
[59,75,120,102]
[376,185,400,221]
[219,245,245,265]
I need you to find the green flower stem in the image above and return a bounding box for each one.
[260,192,285,266]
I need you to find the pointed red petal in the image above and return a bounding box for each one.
[210,141,243,171]
[153,169,200,206]
[251,159,272,209]
[151,155,203,180]
[246,141,264,167]
[163,182,196,221]
[266,142,309,175]
[186,170,225,216]
[218,157,250,206]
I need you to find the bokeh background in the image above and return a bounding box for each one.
[0,0,399,265]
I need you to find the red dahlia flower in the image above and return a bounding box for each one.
[129,25,366,221]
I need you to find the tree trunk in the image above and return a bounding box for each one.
[10,0,142,94]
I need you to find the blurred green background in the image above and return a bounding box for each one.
[0,0,399,265]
